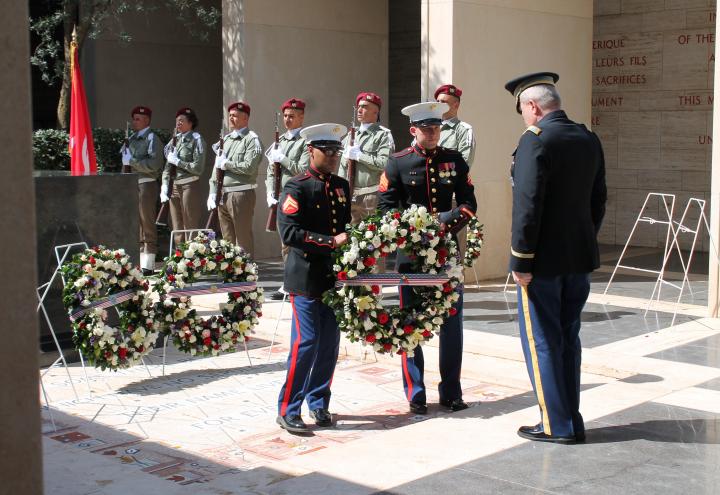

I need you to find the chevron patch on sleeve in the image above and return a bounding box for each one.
[282,194,299,214]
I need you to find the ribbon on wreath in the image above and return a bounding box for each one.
[69,288,136,321]
[336,273,450,287]
[166,281,257,298]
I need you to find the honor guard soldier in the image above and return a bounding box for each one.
[378,102,477,414]
[208,101,263,257]
[161,107,206,247]
[276,123,351,434]
[505,72,606,444]
[435,84,475,168]
[339,92,395,223]
[266,98,311,301]
[120,106,164,274]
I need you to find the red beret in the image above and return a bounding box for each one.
[281,98,306,111]
[176,107,196,118]
[130,106,152,118]
[356,92,382,109]
[434,84,462,100]
[227,101,251,115]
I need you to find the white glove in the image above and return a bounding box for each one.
[167,151,180,165]
[267,192,278,208]
[214,154,229,170]
[160,184,169,203]
[207,195,216,211]
[268,147,286,163]
[121,148,132,166]
[345,144,362,160]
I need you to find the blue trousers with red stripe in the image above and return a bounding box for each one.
[516,273,590,438]
[277,294,340,418]
[400,285,464,404]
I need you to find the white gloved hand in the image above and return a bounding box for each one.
[345,144,362,160]
[160,184,169,203]
[214,154,228,170]
[121,148,132,166]
[207,195,216,211]
[267,192,278,208]
[268,147,286,163]
[167,151,180,165]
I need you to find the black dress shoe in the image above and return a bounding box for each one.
[276,415,309,434]
[409,401,428,415]
[439,398,469,411]
[141,268,154,276]
[269,291,286,301]
[575,430,586,443]
[309,408,333,427]
[517,424,576,444]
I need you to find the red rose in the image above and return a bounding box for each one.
[175,250,182,257]
[366,334,376,343]
[378,312,389,324]
[396,237,406,245]
[371,285,381,295]
[115,253,121,260]
[168,274,176,282]
[438,247,448,257]
[203,337,212,346]
[338,271,348,280]
[449,307,458,316]
[215,254,224,262]
[364,257,377,267]
[403,324,414,334]
[368,224,377,231]
[393,212,401,219]
[88,256,96,265]
[213,344,220,350]
[383,343,393,351]
[137,346,144,353]
[118,347,127,358]
[409,226,415,232]
[104,351,112,358]
[443,283,452,293]
[200,258,207,266]
[422,330,431,338]
[186,261,194,268]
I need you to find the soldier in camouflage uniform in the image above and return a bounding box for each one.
[208,101,263,258]
[435,84,475,167]
[161,107,206,247]
[266,97,310,300]
[338,92,395,224]
[121,105,164,273]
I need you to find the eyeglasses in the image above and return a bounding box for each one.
[315,147,343,157]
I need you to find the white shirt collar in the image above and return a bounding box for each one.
[137,126,150,137]
[230,127,247,138]
[285,127,302,139]
[359,122,372,132]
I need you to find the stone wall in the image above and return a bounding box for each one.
[593,0,716,250]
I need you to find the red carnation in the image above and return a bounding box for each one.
[137,346,144,353]
[393,212,401,219]
[438,247,448,257]
[403,324,414,334]
[215,254,224,262]
[365,334,376,343]
[396,237,406,245]
[364,257,377,267]
[175,250,182,257]
[203,337,212,346]
[378,312,389,324]
[338,271,348,280]
[104,351,112,358]
[114,253,122,260]
[118,347,128,359]
[168,274,176,282]
[422,330,431,338]
[409,226,415,232]
[449,307,458,316]
[200,258,207,266]
[186,261,194,268]
[383,343,393,351]
[213,344,220,350]
[88,256,96,265]
[371,285,381,295]
[368,224,377,231]
[442,283,452,293]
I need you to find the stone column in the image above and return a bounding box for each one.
[422,0,593,282]
[0,2,43,494]
[710,3,720,317]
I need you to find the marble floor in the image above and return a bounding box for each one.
[40,246,720,494]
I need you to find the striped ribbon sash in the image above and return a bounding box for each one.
[336,273,449,287]
[69,288,136,321]
[166,281,257,298]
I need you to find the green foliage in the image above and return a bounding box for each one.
[33,127,171,172]
[32,128,70,170]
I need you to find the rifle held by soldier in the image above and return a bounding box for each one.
[265,112,282,232]
[122,121,132,174]
[155,128,178,226]
[347,105,357,196]
[205,121,226,230]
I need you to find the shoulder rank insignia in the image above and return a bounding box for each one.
[378,172,389,193]
[525,125,542,136]
[282,194,299,214]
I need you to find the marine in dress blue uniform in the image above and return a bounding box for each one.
[276,123,352,434]
[378,102,477,414]
[505,72,607,444]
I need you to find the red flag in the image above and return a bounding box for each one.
[68,39,97,176]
